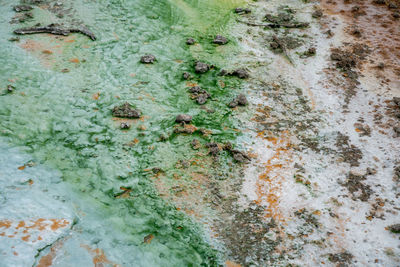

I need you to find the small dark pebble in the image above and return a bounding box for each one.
[152,167,162,174]
[191,139,200,150]
[394,125,400,137]
[219,69,228,76]
[112,102,141,118]
[213,35,228,45]
[183,72,191,80]
[351,28,362,37]
[393,12,400,19]
[186,38,195,45]
[232,150,250,163]
[312,9,323,18]
[188,86,210,104]
[232,68,249,79]
[351,6,360,12]
[61,68,70,73]
[196,94,209,105]
[377,62,385,69]
[389,3,398,9]
[13,5,33,12]
[206,143,220,156]
[120,122,131,129]
[219,68,249,79]
[235,7,251,14]
[328,252,353,263]
[223,142,233,151]
[195,61,209,73]
[140,54,156,64]
[8,37,20,42]
[393,97,400,106]
[373,0,385,4]
[229,94,248,108]
[7,85,14,93]
[175,114,192,124]
[188,86,203,94]
[388,224,400,233]
[305,47,316,56]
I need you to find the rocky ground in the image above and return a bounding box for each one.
[0,0,399,266]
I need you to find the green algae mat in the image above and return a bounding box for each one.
[0,0,249,266]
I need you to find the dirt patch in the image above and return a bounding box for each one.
[341,172,373,201]
[335,133,363,167]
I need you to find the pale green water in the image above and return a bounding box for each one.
[0,0,247,265]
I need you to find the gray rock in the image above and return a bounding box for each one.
[196,94,209,105]
[229,94,248,108]
[195,61,209,73]
[120,122,131,129]
[235,8,251,14]
[232,68,249,79]
[112,102,141,118]
[213,35,228,45]
[388,224,400,233]
[140,54,156,64]
[175,114,192,124]
[186,38,195,45]
[237,94,248,106]
[13,5,33,12]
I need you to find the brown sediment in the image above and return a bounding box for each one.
[320,0,400,90]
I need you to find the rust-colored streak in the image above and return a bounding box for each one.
[226,260,242,267]
[255,131,293,221]
[0,219,70,242]
[69,58,80,63]
[81,244,119,267]
[0,220,12,229]
[50,219,69,231]
[37,238,66,267]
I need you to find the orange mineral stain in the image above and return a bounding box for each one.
[69,58,80,63]
[255,131,293,221]
[226,260,242,267]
